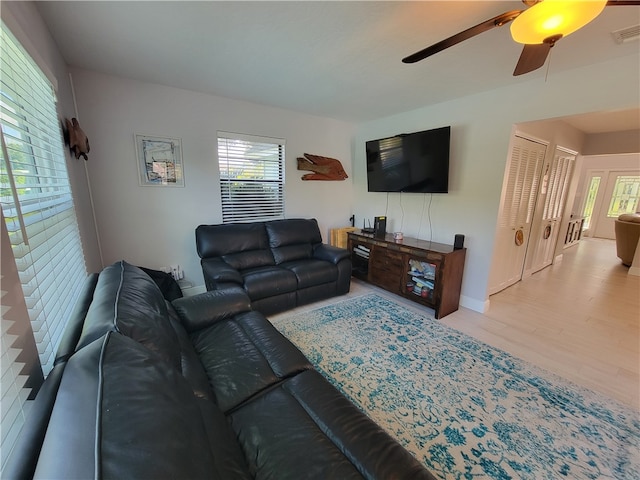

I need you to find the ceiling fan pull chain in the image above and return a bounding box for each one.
[544,48,553,82]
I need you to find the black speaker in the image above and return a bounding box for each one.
[374,216,387,238]
[454,234,465,250]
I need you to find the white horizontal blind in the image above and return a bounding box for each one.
[0,23,87,463]
[218,132,285,223]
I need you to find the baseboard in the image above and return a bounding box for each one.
[459,295,490,314]
[180,284,207,296]
[629,266,640,277]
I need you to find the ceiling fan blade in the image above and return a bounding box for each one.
[606,1,640,5]
[402,10,523,64]
[513,42,553,76]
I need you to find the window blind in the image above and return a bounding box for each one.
[1,23,87,468]
[218,132,285,223]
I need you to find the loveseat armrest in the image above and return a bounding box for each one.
[201,258,243,289]
[172,289,251,333]
[313,243,350,264]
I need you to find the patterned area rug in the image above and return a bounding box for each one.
[273,294,640,480]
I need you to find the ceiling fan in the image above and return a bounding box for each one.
[402,0,640,76]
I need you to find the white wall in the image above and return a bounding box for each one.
[1,2,102,272]
[583,130,640,156]
[69,69,355,287]
[354,55,640,312]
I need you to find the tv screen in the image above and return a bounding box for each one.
[366,126,450,193]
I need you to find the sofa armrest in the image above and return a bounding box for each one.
[2,363,67,480]
[201,259,243,286]
[172,289,252,333]
[313,243,350,264]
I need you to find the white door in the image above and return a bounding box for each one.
[489,135,547,294]
[588,171,640,239]
[524,148,576,276]
[581,171,605,237]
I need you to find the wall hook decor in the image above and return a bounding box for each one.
[65,117,90,160]
[297,153,348,181]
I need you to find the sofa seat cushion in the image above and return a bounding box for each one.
[190,311,312,413]
[242,266,297,301]
[282,259,337,289]
[35,332,252,480]
[228,369,434,480]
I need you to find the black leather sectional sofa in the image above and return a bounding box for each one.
[196,218,352,315]
[5,261,435,479]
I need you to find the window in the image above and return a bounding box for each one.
[606,175,640,217]
[218,132,285,223]
[1,24,87,468]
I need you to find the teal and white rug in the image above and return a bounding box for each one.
[273,294,639,480]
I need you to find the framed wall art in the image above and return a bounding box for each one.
[135,134,184,187]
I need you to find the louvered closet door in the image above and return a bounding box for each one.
[489,136,547,294]
[524,148,576,276]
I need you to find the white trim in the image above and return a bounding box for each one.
[460,295,490,314]
[217,131,286,145]
[513,130,551,148]
[69,72,105,268]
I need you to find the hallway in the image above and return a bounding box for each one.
[443,238,639,408]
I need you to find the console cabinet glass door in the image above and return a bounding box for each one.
[405,258,438,305]
[350,240,371,279]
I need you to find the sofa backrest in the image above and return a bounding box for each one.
[196,219,324,267]
[75,261,182,371]
[266,218,323,264]
[34,331,251,480]
[196,222,275,270]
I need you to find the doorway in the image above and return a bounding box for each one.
[582,170,640,239]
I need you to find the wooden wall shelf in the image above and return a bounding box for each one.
[347,231,466,319]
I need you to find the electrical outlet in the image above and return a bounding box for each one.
[169,264,184,281]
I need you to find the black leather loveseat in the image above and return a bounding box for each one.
[4,261,435,480]
[196,218,351,315]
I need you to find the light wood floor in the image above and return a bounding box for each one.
[443,237,639,410]
[276,237,639,409]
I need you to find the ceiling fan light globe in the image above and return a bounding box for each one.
[510,0,607,44]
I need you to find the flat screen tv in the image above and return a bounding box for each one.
[366,126,450,193]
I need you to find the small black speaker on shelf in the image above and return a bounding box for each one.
[374,216,387,238]
[454,234,465,250]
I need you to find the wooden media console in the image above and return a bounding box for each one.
[347,231,466,319]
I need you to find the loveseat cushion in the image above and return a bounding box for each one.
[35,332,252,480]
[242,266,298,300]
[282,259,337,289]
[189,311,312,413]
[75,261,181,371]
[197,223,274,270]
[266,218,322,264]
[228,369,435,480]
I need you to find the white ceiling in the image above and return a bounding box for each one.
[36,1,640,130]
